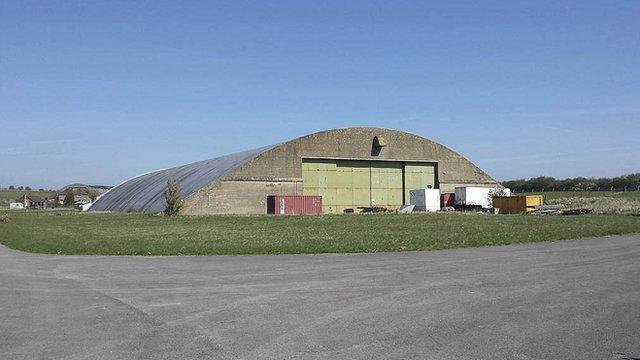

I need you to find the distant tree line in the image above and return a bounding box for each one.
[7,185,32,190]
[4,186,49,191]
[503,173,640,192]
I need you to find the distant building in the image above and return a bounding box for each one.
[9,202,24,210]
[16,194,48,209]
[59,183,112,194]
[56,188,92,205]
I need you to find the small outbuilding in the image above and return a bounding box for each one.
[16,194,48,209]
[89,127,501,214]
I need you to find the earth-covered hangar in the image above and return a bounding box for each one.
[89,127,499,214]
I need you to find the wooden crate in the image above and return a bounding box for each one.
[493,196,544,214]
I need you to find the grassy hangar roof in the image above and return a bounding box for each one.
[90,127,498,213]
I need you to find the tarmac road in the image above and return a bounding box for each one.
[1,235,639,360]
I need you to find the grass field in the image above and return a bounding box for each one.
[0,189,56,208]
[514,191,640,214]
[1,210,638,255]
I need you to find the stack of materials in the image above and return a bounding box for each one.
[492,195,544,214]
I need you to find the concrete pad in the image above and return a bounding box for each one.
[1,235,639,359]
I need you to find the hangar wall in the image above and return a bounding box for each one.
[183,128,497,214]
[181,180,300,214]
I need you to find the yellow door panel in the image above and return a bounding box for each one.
[303,159,434,213]
[370,161,402,209]
[404,162,436,204]
[353,187,370,206]
[336,188,353,207]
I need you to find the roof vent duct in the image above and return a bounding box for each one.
[373,136,387,148]
[371,136,387,156]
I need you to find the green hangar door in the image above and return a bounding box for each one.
[302,159,436,213]
[403,162,437,203]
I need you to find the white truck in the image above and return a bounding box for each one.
[454,187,510,208]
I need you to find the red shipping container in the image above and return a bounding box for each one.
[266,195,322,215]
[441,193,455,208]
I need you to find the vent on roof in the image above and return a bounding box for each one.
[373,136,387,147]
[371,136,387,156]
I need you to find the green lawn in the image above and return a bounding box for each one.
[1,211,638,255]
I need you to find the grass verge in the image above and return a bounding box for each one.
[514,191,640,214]
[515,190,640,201]
[1,211,639,255]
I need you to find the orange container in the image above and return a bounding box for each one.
[266,195,322,215]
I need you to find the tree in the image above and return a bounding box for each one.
[17,186,23,190]
[9,185,14,190]
[63,189,75,207]
[487,188,509,207]
[164,179,183,216]
[502,173,640,192]
[87,190,100,201]
[25,186,31,191]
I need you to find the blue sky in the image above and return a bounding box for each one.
[1,0,639,189]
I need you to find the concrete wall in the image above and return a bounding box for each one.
[183,128,499,214]
[183,180,301,215]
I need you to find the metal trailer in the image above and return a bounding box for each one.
[454,187,511,209]
[409,189,441,212]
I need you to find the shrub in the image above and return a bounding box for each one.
[63,189,75,207]
[163,180,183,216]
[487,188,509,207]
[546,197,640,215]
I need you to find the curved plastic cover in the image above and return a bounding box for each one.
[89,145,273,213]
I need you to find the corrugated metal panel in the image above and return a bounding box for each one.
[266,196,322,215]
[89,145,275,213]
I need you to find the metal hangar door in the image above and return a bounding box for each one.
[302,159,436,213]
